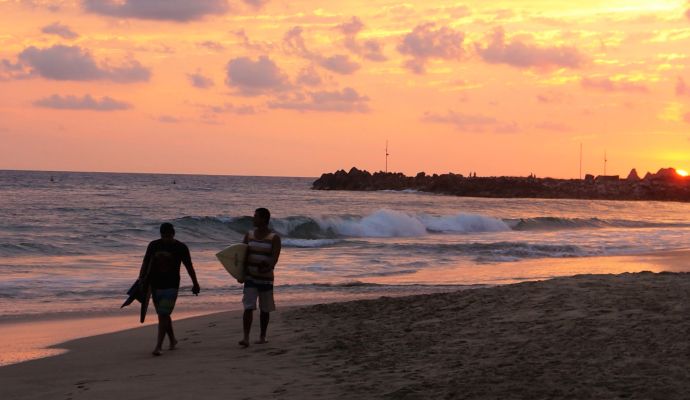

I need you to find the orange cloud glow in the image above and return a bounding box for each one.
[1,0,690,177]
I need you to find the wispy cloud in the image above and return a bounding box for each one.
[318,54,360,75]
[422,110,518,133]
[82,0,229,22]
[476,28,585,71]
[581,77,649,93]
[13,45,150,82]
[187,71,214,89]
[296,65,322,86]
[337,17,386,62]
[397,23,465,74]
[282,26,360,75]
[197,41,224,51]
[34,94,131,111]
[41,22,79,39]
[269,87,369,113]
[243,0,269,10]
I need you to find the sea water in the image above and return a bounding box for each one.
[2,170,690,320]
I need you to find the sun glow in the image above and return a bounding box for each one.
[675,169,688,177]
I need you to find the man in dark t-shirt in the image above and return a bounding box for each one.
[140,222,200,356]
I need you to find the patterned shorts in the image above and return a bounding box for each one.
[152,288,178,316]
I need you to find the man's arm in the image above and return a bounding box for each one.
[270,235,281,269]
[181,244,200,295]
[139,242,153,280]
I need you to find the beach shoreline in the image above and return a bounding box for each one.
[2,251,690,398]
[2,249,690,369]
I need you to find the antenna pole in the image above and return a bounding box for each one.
[604,150,607,176]
[385,140,389,173]
[579,143,582,179]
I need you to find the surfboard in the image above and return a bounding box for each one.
[216,243,247,281]
[140,288,151,323]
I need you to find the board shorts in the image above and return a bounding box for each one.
[152,288,178,316]
[242,280,275,312]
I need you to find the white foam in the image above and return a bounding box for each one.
[282,239,341,248]
[315,209,510,238]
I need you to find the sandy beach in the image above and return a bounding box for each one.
[2,270,689,400]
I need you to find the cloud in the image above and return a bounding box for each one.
[232,30,272,52]
[296,66,322,86]
[422,110,518,133]
[337,17,386,62]
[536,91,570,104]
[676,77,689,96]
[33,94,131,111]
[199,103,256,116]
[197,41,224,51]
[476,28,586,70]
[187,71,214,88]
[317,54,360,75]
[16,45,150,82]
[243,0,269,9]
[225,56,290,96]
[398,23,465,74]
[283,26,311,57]
[581,77,649,93]
[82,0,229,22]
[41,22,79,39]
[686,6,690,21]
[685,113,690,124]
[157,115,181,123]
[21,0,63,12]
[283,26,360,75]
[535,122,571,132]
[269,87,370,113]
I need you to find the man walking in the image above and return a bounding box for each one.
[239,208,281,347]
[140,222,201,356]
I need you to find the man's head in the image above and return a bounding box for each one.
[160,222,175,238]
[253,207,271,228]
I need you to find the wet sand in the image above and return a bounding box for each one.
[2,269,690,399]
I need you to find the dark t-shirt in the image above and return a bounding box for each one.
[141,239,192,289]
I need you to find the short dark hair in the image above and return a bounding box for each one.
[160,222,175,236]
[255,207,270,223]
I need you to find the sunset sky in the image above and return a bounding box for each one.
[1,0,690,177]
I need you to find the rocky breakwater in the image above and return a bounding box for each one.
[312,167,690,201]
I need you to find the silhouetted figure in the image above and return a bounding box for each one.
[50,176,54,182]
[238,208,281,347]
[140,222,200,356]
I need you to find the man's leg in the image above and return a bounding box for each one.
[240,309,253,347]
[257,311,270,343]
[167,317,177,350]
[153,315,167,355]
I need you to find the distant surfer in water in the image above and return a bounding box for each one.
[140,222,201,356]
[239,207,281,347]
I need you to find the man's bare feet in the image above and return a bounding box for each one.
[152,348,162,356]
[169,339,178,350]
[238,339,250,348]
[254,338,268,344]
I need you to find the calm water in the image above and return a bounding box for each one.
[2,170,690,319]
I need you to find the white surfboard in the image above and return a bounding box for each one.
[215,243,247,281]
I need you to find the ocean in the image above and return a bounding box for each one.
[2,169,690,321]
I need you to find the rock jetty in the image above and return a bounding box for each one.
[312,167,690,201]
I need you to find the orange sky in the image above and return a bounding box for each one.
[1,0,690,178]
